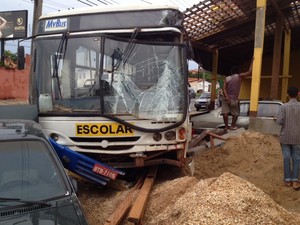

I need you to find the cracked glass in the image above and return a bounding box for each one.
[34,35,185,122]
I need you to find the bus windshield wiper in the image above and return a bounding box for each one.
[0,198,51,207]
[53,31,69,100]
[114,28,140,71]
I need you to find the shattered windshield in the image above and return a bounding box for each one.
[34,35,186,122]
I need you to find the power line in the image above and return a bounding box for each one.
[44,0,74,9]
[141,0,152,4]
[181,0,193,7]
[95,0,108,5]
[85,0,98,6]
[171,0,188,9]
[43,5,60,11]
[184,0,196,5]
[76,0,93,7]
[23,0,62,12]
[106,0,119,4]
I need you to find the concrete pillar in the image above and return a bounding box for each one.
[270,16,283,100]
[249,0,266,117]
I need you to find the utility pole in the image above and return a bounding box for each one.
[32,0,43,37]
[1,40,4,64]
[29,0,43,103]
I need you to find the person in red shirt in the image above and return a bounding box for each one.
[222,59,253,131]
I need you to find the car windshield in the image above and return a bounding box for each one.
[0,140,68,206]
[239,101,282,117]
[200,93,210,99]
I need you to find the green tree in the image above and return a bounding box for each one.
[4,50,17,62]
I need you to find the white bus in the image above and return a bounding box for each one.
[28,4,193,169]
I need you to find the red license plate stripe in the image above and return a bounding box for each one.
[92,164,118,180]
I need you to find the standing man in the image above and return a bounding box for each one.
[222,59,253,131]
[276,86,300,190]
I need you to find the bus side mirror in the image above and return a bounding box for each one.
[17,46,25,70]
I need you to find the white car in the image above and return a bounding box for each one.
[194,92,211,111]
[191,100,283,134]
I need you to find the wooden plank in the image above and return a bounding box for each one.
[207,132,227,141]
[188,130,208,148]
[104,174,145,225]
[127,166,158,224]
[206,128,246,148]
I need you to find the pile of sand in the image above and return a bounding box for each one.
[141,130,300,224]
[144,172,300,224]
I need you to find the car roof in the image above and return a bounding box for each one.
[0,119,46,140]
[239,100,283,104]
[200,92,211,97]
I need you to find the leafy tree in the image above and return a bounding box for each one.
[4,50,17,62]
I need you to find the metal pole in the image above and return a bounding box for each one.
[210,49,218,110]
[29,0,43,104]
[32,0,43,38]
[1,40,4,64]
[281,30,291,102]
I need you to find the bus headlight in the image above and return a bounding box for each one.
[153,132,162,142]
[164,131,176,140]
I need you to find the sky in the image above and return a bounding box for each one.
[1,0,200,69]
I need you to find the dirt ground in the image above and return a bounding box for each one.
[77,130,300,224]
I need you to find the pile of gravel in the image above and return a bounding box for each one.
[144,172,300,225]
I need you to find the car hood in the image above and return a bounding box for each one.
[195,98,210,102]
[0,196,87,225]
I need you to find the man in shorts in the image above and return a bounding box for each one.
[222,59,253,131]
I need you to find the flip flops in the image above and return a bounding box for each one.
[229,126,238,130]
[284,181,292,187]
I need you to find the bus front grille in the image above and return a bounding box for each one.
[70,136,140,142]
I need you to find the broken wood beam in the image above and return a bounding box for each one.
[127,166,158,224]
[104,174,145,225]
[189,130,209,148]
[207,132,227,141]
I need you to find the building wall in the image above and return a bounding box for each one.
[239,47,300,101]
[0,55,30,100]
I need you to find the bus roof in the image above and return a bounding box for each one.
[40,4,179,19]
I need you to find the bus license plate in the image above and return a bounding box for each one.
[92,163,118,180]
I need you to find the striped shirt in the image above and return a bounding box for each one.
[276,98,300,144]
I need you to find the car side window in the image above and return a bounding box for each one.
[257,103,281,117]
[239,103,249,117]
[0,140,67,200]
